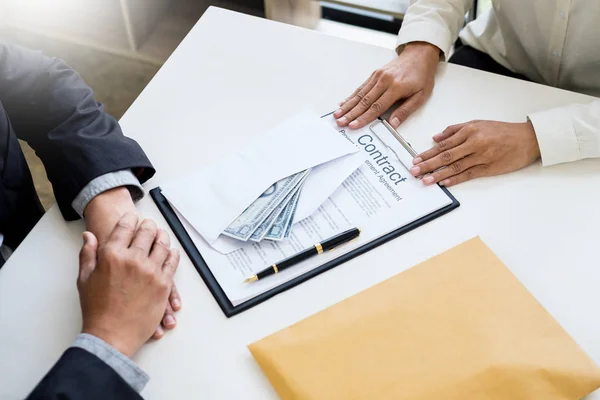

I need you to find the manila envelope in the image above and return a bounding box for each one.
[249,237,600,399]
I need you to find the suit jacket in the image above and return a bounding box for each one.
[0,45,155,397]
[0,44,154,249]
[26,348,143,400]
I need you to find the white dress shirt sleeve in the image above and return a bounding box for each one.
[396,0,473,59]
[528,100,600,166]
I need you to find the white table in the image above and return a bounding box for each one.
[2,7,600,399]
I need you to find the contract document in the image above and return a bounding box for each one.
[160,112,457,308]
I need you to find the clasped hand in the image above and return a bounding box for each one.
[78,213,181,357]
[84,188,181,339]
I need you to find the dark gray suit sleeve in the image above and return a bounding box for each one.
[26,348,143,400]
[0,44,155,220]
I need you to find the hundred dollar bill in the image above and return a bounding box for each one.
[223,169,309,241]
[249,170,310,242]
[248,190,293,242]
[283,190,301,238]
[265,180,304,241]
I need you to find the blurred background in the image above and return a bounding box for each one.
[0,0,490,208]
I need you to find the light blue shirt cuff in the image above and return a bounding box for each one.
[71,333,149,392]
[71,170,144,217]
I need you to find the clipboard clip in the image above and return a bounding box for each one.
[370,119,418,158]
[368,119,419,173]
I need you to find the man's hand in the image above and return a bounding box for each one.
[334,42,440,130]
[84,187,182,339]
[77,213,181,358]
[84,187,138,245]
[410,120,541,186]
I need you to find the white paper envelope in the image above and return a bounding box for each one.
[293,148,364,223]
[162,110,359,245]
[209,149,364,254]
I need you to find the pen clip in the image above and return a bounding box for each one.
[327,234,361,252]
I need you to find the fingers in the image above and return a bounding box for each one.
[348,90,399,129]
[337,74,373,110]
[412,120,490,187]
[412,125,468,165]
[169,284,182,311]
[157,284,181,337]
[150,229,171,265]
[107,212,138,248]
[432,123,468,143]
[411,138,471,177]
[440,164,489,187]
[421,154,480,186]
[153,286,179,339]
[129,219,158,255]
[335,76,377,119]
[162,249,180,281]
[159,249,180,335]
[389,94,424,129]
[78,232,99,284]
[152,325,165,340]
[335,80,384,127]
[162,301,177,330]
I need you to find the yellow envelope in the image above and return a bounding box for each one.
[249,237,600,399]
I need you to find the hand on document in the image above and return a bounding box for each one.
[162,110,363,253]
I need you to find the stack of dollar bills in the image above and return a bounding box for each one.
[222,169,311,242]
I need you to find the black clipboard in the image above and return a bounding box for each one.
[150,117,460,317]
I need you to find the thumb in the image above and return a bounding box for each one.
[78,232,98,284]
[432,122,468,143]
[389,94,424,129]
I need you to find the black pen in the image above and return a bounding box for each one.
[244,227,361,283]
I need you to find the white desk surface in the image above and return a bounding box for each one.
[2,7,600,399]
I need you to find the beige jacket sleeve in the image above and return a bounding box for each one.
[528,101,600,166]
[396,0,473,59]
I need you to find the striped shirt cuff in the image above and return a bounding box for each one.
[71,333,149,392]
[72,170,144,217]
